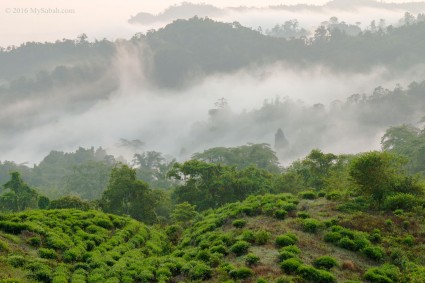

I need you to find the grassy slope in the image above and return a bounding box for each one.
[0,193,424,282]
[0,209,168,283]
[176,193,425,282]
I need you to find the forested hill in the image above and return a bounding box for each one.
[2,16,425,89]
[1,132,425,281]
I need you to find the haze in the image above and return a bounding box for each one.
[0,0,422,46]
[1,0,425,166]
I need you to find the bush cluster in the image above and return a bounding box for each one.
[276,232,298,247]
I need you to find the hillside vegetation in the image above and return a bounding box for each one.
[1,130,425,282]
[0,189,424,282]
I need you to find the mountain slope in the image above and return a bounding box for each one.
[0,191,424,282]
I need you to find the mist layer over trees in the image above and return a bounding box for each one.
[1,14,425,164]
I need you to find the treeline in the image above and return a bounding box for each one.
[189,81,425,159]
[382,120,425,176]
[1,136,424,224]
[140,16,425,87]
[2,16,425,90]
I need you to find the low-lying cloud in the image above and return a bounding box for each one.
[3,44,425,165]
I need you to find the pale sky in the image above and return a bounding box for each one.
[0,0,423,47]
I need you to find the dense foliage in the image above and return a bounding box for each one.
[0,129,424,282]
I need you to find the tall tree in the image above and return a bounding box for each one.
[192,143,280,173]
[101,164,160,224]
[133,151,175,188]
[381,124,425,175]
[0,172,39,212]
[349,151,423,205]
[274,128,289,151]
[169,160,272,211]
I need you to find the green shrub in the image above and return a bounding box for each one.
[302,219,322,233]
[326,191,341,200]
[230,241,250,256]
[28,236,42,247]
[239,230,255,243]
[138,269,154,282]
[299,191,317,200]
[281,245,301,254]
[219,233,235,246]
[46,234,70,250]
[229,267,253,279]
[275,209,288,220]
[0,221,29,234]
[402,235,415,246]
[254,230,271,245]
[28,263,53,282]
[362,246,385,261]
[297,212,310,219]
[210,244,228,255]
[278,251,297,261]
[188,262,212,280]
[318,191,326,198]
[49,196,90,210]
[369,229,382,243]
[323,218,338,228]
[7,255,26,268]
[275,233,298,247]
[245,253,260,266]
[93,218,113,229]
[74,263,90,271]
[280,258,302,274]
[315,270,337,283]
[63,248,81,262]
[338,237,357,251]
[52,275,68,283]
[209,252,223,267]
[282,203,297,212]
[384,193,419,211]
[313,256,338,270]
[0,239,9,251]
[353,235,371,250]
[196,250,211,262]
[166,224,183,244]
[324,232,342,243]
[364,264,401,283]
[232,219,247,228]
[297,265,316,279]
[241,205,261,216]
[330,225,344,232]
[298,265,336,283]
[339,228,355,239]
[156,266,172,281]
[393,209,404,216]
[38,248,57,259]
[337,197,369,212]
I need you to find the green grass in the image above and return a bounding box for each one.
[0,192,424,282]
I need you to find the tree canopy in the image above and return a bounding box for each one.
[349,151,423,205]
[101,164,160,224]
[0,172,39,212]
[192,143,280,173]
[168,160,272,210]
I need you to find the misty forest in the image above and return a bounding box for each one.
[2,0,425,282]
